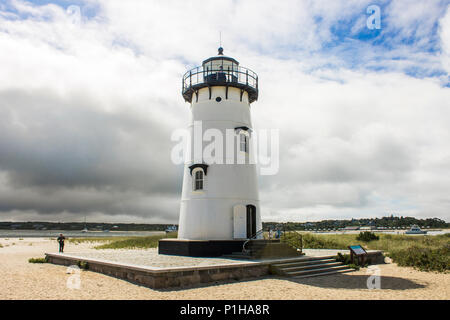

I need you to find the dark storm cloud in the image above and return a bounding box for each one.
[0,88,182,219]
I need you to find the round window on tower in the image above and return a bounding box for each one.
[216,97,222,102]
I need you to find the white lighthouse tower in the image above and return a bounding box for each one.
[160,48,262,256]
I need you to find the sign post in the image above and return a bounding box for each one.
[348,245,368,266]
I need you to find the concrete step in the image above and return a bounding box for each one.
[222,252,253,259]
[281,261,343,272]
[285,265,350,277]
[245,242,303,259]
[246,240,280,247]
[272,257,336,268]
[291,268,356,279]
[223,240,303,260]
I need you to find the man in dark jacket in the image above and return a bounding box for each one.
[57,234,66,253]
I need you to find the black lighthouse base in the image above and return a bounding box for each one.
[158,239,246,257]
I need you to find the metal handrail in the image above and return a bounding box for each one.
[242,228,264,253]
[182,65,258,93]
[283,231,303,254]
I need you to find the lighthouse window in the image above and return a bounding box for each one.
[240,132,249,153]
[216,97,222,102]
[193,169,204,191]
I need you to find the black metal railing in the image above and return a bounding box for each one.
[242,228,264,253]
[282,231,303,255]
[182,65,258,103]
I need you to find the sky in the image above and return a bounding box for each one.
[0,0,449,223]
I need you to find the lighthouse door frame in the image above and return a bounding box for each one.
[246,205,257,238]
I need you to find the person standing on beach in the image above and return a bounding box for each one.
[57,234,66,253]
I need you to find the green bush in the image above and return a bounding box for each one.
[356,232,379,242]
[28,257,48,263]
[77,261,89,270]
[336,252,353,264]
[348,263,360,270]
[336,252,369,269]
[388,245,450,272]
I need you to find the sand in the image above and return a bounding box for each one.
[0,237,448,300]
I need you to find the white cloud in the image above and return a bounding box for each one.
[0,0,449,223]
[440,5,450,73]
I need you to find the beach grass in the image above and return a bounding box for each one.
[28,257,47,263]
[68,237,133,244]
[74,232,177,249]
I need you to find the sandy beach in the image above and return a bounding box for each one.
[0,237,448,300]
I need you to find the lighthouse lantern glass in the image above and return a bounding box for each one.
[203,58,239,83]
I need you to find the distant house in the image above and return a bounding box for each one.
[343,226,360,231]
[360,226,377,231]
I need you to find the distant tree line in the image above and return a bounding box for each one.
[0,215,448,231]
[0,221,175,231]
[263,216,449,231]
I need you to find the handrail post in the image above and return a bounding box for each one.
[300,233,303,254]
[189,70,192,87]
[246,69,248,86]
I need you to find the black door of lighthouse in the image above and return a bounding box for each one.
[246,205,256,238]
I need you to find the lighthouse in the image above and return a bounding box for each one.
[159,48,261,256]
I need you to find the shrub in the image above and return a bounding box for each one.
[348,263,360,270]
[336,252,369,269]
[336,252,352,264]
[388,245,449,272]
[356,232,379,242]
[28,257,48,263]
[77,261,89,270]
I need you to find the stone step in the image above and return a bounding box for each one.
[280,261,343,272]
[246,240,280,245]
[244,242,302,259]
[272,256,336,268]
[223,240,303,260]
[222,253,253,259]
[291,268,355,279]
[285,265,350,277]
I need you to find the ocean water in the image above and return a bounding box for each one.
[0,230,165,238]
